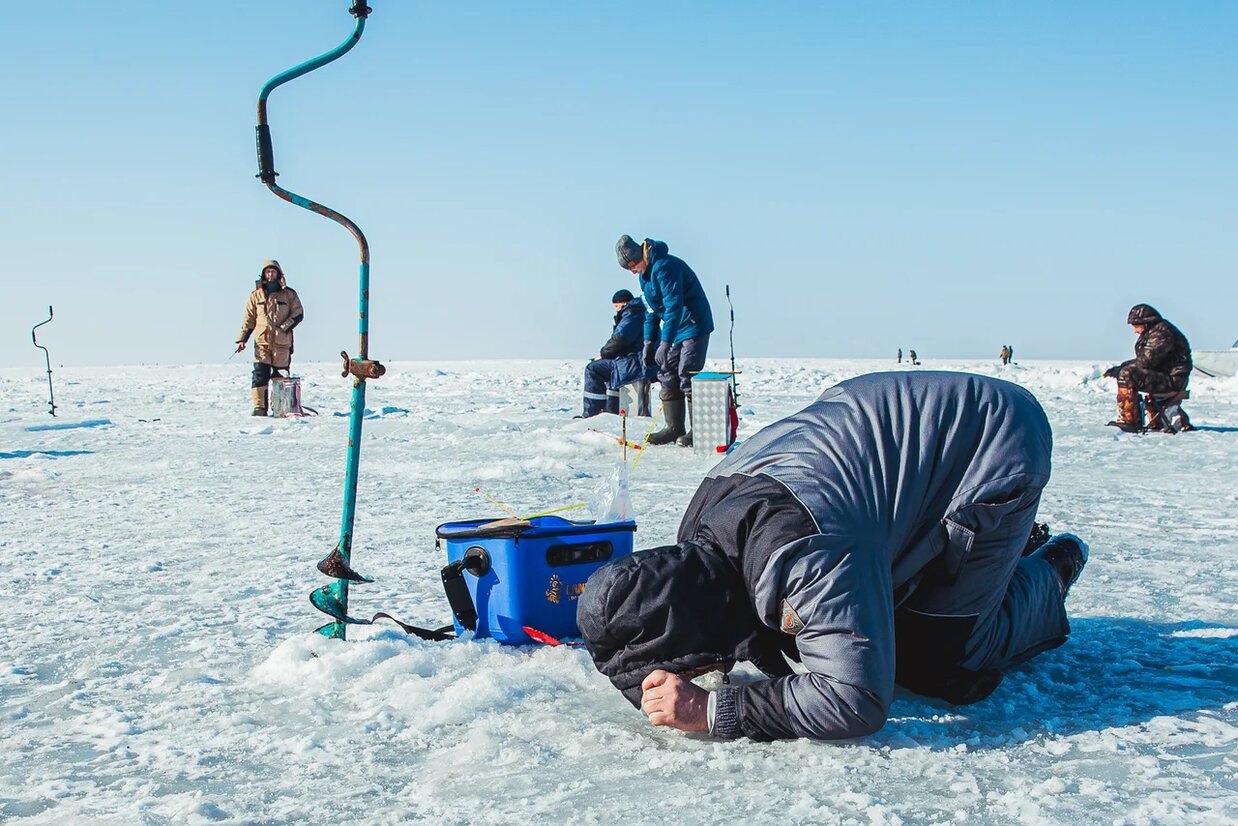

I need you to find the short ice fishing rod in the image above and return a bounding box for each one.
[726,285,740,407]
[255,2,385,640]
[31,305,57,416]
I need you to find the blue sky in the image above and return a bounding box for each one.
[2,1,1235,368]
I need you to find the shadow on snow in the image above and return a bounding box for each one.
[23,418,111,432]
[882,617,1237,748]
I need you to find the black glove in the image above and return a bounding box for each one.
[655,340,671,368]
[1103,366,1120,379]
[642,341,656,369]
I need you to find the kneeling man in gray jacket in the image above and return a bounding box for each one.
[578,371,1088,741]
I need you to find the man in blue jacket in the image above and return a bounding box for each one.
[578,289,648,418]
[615,235,714,445]
[579,371,1089,741]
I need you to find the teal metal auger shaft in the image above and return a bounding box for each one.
[255,2,385,640]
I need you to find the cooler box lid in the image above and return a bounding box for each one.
[435,514,637,540]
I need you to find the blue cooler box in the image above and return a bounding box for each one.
[435,515,637,644]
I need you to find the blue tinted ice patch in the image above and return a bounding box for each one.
[25,419,111,432]
[0,450,93,459]
[332,408,398,419]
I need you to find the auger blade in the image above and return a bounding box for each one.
[317,547,374,583]
[312,619,370,638]
[309,586,371,625]
[314,621,345,638]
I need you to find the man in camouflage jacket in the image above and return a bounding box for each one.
[1103,303,1193,432]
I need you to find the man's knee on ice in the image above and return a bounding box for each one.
[893,611,1003,705]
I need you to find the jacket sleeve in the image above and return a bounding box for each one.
[642,297,658,343]
[711,535,894,741]
[644,314,660,349]
[599,334,626,359]
[599,307,643,359]
[237,291,258,343]
[656,261,686,344]
[282,289,304,333]
[1136,323,1181,374]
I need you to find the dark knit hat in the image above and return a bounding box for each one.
[611,289,635,304]
[1127,304,1163,326]
[615,235,643,269]
[578,542,777,708]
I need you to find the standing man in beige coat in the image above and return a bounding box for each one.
[235,260,304,416]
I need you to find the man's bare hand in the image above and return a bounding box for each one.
[640,670,709,732]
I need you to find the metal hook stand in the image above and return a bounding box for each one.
[256,2,383,639]
[31,305,57,416]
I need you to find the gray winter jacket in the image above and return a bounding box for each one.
[679,371,1053,740]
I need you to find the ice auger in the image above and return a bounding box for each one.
[31,305,57,417]
[255,2,385,639]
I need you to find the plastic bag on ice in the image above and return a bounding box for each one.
[588,460,632,523]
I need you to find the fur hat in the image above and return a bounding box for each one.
[1127,304,1163,326]
[611,289,635,304]
[615,235,644,269]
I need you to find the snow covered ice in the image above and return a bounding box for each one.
[1,358,1235,824]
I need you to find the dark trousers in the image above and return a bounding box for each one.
[251,361,290,389]
[657,334,710,401]
[894,490,1069,694]
[251,362,273,389]
[582,359,623,417]
[1117,365,1182,395]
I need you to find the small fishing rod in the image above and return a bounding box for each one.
[587,428,643,452]
[31,305,57,416]
[726,284,740,408]
[256,1,385,640]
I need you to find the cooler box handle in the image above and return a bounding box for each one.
[441,546,491,632]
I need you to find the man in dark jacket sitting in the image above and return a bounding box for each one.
[1104,303,1194,432]
[578,289,648,418]
[578,371,1088,741]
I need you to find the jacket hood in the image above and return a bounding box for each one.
[1127,303,1163,326]
[646,239,670,262]
[578,541,786,707]
[256,259,287,290]
[612,298,645,325]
